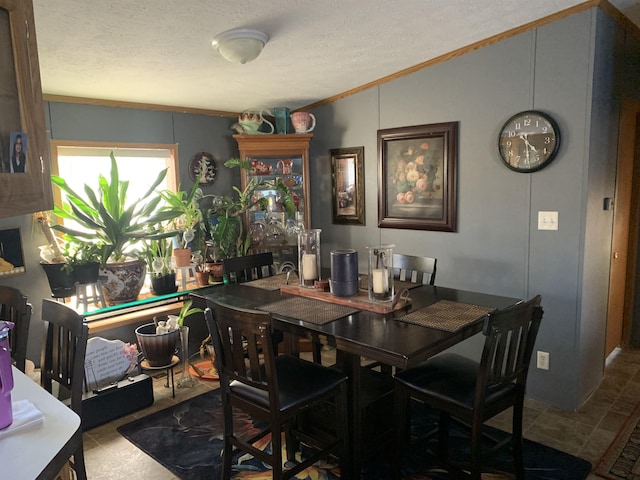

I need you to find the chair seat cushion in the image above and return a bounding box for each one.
[394,353,515,410]
[231,354,347,412]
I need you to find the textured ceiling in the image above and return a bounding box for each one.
[32,0,640,115]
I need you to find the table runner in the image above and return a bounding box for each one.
[396,300,494,332]
[258,296,359,325]
[244,272,298,291]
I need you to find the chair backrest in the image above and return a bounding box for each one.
[204,300,281,410]
[223,252,274,283]
[0,286,32,372]
[40,299,89,417]
[476,295,543,406]
[392,253,437,285]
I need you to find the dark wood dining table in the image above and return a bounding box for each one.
[192,282,521,479]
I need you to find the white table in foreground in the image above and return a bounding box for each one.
[1,366,80,479]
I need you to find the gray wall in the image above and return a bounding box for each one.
[309,9,626,409]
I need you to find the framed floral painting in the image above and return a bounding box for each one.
[377,122,458,232]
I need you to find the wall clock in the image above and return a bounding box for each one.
[497,110,560,172]
[189,152,217,185]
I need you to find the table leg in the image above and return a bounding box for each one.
[341,351,364,480]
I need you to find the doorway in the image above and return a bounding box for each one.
[606,99,640,355]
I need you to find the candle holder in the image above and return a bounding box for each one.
[367,244,394,302]
[298,229,321,287]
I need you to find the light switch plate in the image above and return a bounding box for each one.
[538,211,558,231]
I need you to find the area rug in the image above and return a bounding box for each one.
[117,389,592,480]
[594,401,640,479]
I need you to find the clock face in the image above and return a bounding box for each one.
[498,110,560,172]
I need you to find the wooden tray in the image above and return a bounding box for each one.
[280,285,410,314]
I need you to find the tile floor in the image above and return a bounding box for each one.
[81,347,640,479]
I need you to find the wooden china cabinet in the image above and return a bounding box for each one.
[0,0,52,218]
[233,134,312,272]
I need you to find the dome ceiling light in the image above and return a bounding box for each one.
[212,28,268,64]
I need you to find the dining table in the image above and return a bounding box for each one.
[2,365,81,479]
[192,279,521,479]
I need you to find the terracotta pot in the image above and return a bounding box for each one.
[100,259,146,305]
[207,261,224,282]
[135,321,179,367]
[195,270,210,286]
[173,247,192,267]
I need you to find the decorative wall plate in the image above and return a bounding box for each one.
[189,152,217,185]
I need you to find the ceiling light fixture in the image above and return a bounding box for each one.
[212,28,268,64]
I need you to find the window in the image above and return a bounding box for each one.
[51,141,179,231]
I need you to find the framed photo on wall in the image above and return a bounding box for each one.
[378,122,458,232]
[0,226,25,276]
[331,146,365,225]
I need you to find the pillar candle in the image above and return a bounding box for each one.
[372,268,388,294]
[302,253,318,280]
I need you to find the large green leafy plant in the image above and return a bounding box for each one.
[207,158,295,258]
[51,152,181,265]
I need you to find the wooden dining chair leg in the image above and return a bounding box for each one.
[470,417,483,480]
[392,385,409,480]
[513,398,525,480]
[272,422,283,479]
[437,411,450,461]
[221,395,234,480]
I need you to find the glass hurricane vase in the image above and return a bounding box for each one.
[177,325,197,388]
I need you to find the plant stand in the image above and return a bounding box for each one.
[176,265,198,290]
[75,280,106,311]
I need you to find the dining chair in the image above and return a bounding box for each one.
[204,301,351,479]
[392,295,543,480]
[223,252,274,283]
[392,253,437,285]
[40,299,89,480]
[0,286,31,372]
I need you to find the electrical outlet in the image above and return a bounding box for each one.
[537,351,550,370]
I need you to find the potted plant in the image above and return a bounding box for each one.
[140,236,177,295]
[50,152,182,305]
[205,158,295,260]
[62,239,104,285]
[158,182,203,267]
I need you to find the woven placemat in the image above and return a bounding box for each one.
[396,300,494,332]
[258,296,359,325]
[244,272,299,291]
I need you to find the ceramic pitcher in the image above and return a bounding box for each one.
[238,110,274,134]
[291,111,316,133]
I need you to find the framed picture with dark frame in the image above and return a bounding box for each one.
[378,122,458,232]
[331,146,365,225]
[0,226,26,276]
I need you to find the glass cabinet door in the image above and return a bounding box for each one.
[234,134,312,272]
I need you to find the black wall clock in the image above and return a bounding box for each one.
[189,152,217,185]
[498,110,560,173]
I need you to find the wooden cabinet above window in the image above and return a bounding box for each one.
[0,0,52,218]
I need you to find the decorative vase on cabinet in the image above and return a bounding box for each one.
[233,134,312,269]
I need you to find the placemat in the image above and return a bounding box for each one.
[396,300,494,332]
[244,272,298,291]
[258,296,359,325]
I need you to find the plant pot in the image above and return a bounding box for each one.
[135,322,180,367]
[100,259,146,305]
[207,261,224,282]
[73,262,100,285]
[150,273,178,295]
[173,247,192,267]
[195,271,210,286]
[40,262,76,298]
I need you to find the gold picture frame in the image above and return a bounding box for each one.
[331,146,365,225]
